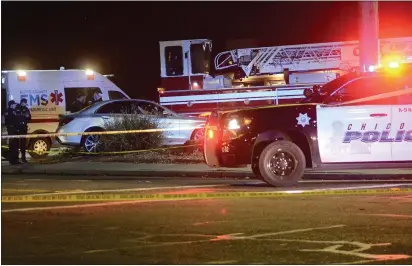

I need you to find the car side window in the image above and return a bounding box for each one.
[96,102,133,114]
[332,77,382,102]
[396,90,412,105]
[137,102,164,116]
[326,76,404,105]
[356,76,412,105]
[395,76,412,104]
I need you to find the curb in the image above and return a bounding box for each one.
[1,167,253,179]
[2,167,412,180]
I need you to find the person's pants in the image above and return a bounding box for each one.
[17,128,28,161]
[7,129,19,164]
[19,136,27,161]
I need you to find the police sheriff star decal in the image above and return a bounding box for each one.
[296,113,311,127]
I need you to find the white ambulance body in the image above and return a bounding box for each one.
[1,69,130,158]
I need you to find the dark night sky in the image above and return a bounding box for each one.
[2,1,412,101]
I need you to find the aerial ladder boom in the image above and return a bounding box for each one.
[215,37,412,77]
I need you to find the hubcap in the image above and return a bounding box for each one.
[267,151,296,177]
[194,129,204,141]
[84,135,100,153]
[33,140,48,155]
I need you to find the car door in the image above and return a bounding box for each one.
[135,101,181,145]
[391,78,412,161]
[317,76,393,163]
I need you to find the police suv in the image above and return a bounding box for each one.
[203,66,412,187]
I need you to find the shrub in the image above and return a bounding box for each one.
[100,107,165,152]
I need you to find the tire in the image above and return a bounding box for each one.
[192,128,204,142]
[251,162,263,180]
[81,128,104,154]
[258,140,306,187]
[28,138,51,159]
[185,129,204,153]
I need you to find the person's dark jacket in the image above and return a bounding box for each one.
[71,100,84,113]
[14,104,31,132]
[5,106,16,131]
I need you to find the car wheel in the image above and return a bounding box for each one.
[82,130,103,154]
[192,129,204,142]
[28,138,51,159]
[185,129,204,153]
[251,162,263,180]
[258,140,306,187]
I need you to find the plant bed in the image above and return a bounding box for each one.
[29,148,205,165]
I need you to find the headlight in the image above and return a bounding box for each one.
[228,119,240,130]
[227,117,252,130]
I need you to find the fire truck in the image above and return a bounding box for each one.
[158,37,412,115]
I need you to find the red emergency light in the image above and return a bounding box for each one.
[85,69,95,80]
[17,71,26,82]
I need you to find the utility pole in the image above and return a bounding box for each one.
[359,1,379,72]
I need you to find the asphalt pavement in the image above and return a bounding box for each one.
[2,174,412,264]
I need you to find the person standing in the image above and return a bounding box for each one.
[70,92,87,113]
[16,98,31,163]
[4,100,20,165]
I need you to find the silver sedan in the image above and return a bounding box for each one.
[55,99,206,152]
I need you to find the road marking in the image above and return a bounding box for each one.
[2,198,195,213]
[358,213,412,219]
[314,183,412,191]
[1,188,50,193]
[302,179,412,183]
[210,225,345,241]
[207,260,238,264]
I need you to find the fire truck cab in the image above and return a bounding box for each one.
[159,39,233,91]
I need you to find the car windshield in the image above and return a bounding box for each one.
[301,72,359,103]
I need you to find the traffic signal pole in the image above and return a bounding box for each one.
[359,1,379,72]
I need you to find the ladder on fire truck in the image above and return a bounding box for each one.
[215,37,412,77]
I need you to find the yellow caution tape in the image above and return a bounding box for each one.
[2,187,411,203]
[1,126,203,139]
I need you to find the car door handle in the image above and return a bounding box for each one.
[370,113,387,118]
[101,116,110,119]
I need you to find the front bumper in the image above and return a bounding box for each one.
[203,128,252,168]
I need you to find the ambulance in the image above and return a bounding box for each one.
[1,68,130,158]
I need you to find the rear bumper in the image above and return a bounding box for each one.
[55,127,82,146]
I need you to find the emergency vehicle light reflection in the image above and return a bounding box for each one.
[207,129,214,139]
[388,62,400,69]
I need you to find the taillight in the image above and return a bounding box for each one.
[59,118,74,127]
